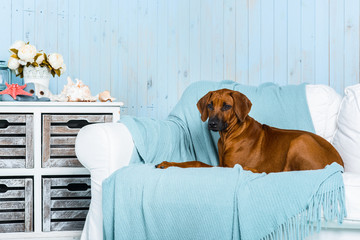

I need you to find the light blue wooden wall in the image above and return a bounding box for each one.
[0,0,359,119]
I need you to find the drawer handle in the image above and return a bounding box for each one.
[0,120,9,129]
[66,120,90,129]
[0,184,8,193]
[67,183,89,191]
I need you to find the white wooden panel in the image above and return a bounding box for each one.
[344,0,360,88]
[260,0,274,83]
[235,0,249,84]
[329,0,345,94]
[287,0,301,84]
[301,0,315,84]
[2,0,360,119]
[315,0,330,85]
[224,0,236,81]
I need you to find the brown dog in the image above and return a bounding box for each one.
[155,89,344,173]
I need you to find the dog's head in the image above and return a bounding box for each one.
[197,89,252,131]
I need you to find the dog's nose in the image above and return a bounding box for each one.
[209,121,218,128]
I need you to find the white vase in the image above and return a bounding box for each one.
[23,66,51,88]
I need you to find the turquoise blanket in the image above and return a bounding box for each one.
[103,81,345,239]
[121,80,315,165]
[103,163,345,240]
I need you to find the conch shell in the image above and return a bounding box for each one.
[51,77,97,102]
[98,90,116,102]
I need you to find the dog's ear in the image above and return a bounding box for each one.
[197,91,213,122]
[231,91,252,122]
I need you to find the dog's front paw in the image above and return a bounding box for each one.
[155,161,175,169]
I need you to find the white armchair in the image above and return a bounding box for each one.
[76,85,360,240]
[76,123,134,240]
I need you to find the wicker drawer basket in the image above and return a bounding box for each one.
[0,178,33,232]
[42,176,91,231]
[42,114,112,167]
[0,114,33,168]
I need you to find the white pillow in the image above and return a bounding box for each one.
[306,85,342,142]
[332,84,360,173]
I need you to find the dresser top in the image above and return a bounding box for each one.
[0,101,124,107]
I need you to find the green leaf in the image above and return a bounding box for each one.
[51,71,55,77]
[10,48,18,54]
[32,62,39,67]
[26,62,31,67]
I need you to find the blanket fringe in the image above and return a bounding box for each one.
[261,175,346,240]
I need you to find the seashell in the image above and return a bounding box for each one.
[98,90,116,102]
[51,77,97,102]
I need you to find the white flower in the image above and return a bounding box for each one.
[7,57,20,70]
[18,44,37,63]
[48,53,64,70]
[9,40,25,51]
[60,63,66,74]
[36,53,45,65]
[18,59,27,65]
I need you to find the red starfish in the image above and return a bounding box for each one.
[0,83,33,100]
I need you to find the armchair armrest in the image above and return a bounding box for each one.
[75,122,134,240]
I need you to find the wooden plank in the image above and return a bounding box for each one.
[274,0,288,85]
[0,179,25,187]
[49,158,82,168]
[49,177,90,187]
[68,0,80,79]
[50,114,106,122]
[0,189,25,199]
[50,126,80,134]
[224,0,236,81]
[57,0,70,93]
[260,0,274,83]
[0,115,26,123]
[210,0,224,82]
[0,148,26,157]
[0,159,26,168]
[50,136,76,145]
[344,0,360,88]
[235,0,249,84]
[50,221,85,231]
[25,115,33,168]
[329,0,344,93]
[189,0,201,84]
[0,0,11,61]
[50,199,91,209]
[248,0,261,85]
[0,212,25,221]
[157,0,169,119]
[51,209,88,219]
[50,148,76,156]
[51,189,91,198]
[0,126,26,134]
[146,0,159,118]
[301,0,315,84]
[42,178,51,232]
[315,0,329,85]
[0,201,25,210]
[287,0,301,84]
[200,0,212,81]
[104,115,113,123]
[42,115,51,168]
[24,178,33,232]
[0,223,25,233]
[0,137,26,145]
[23,0,35,44]
[126,0,138,116]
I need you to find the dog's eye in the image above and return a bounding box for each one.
[222,104,232,111]
[207,102,214,110]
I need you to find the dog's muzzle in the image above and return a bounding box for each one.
[208,117,227,131]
